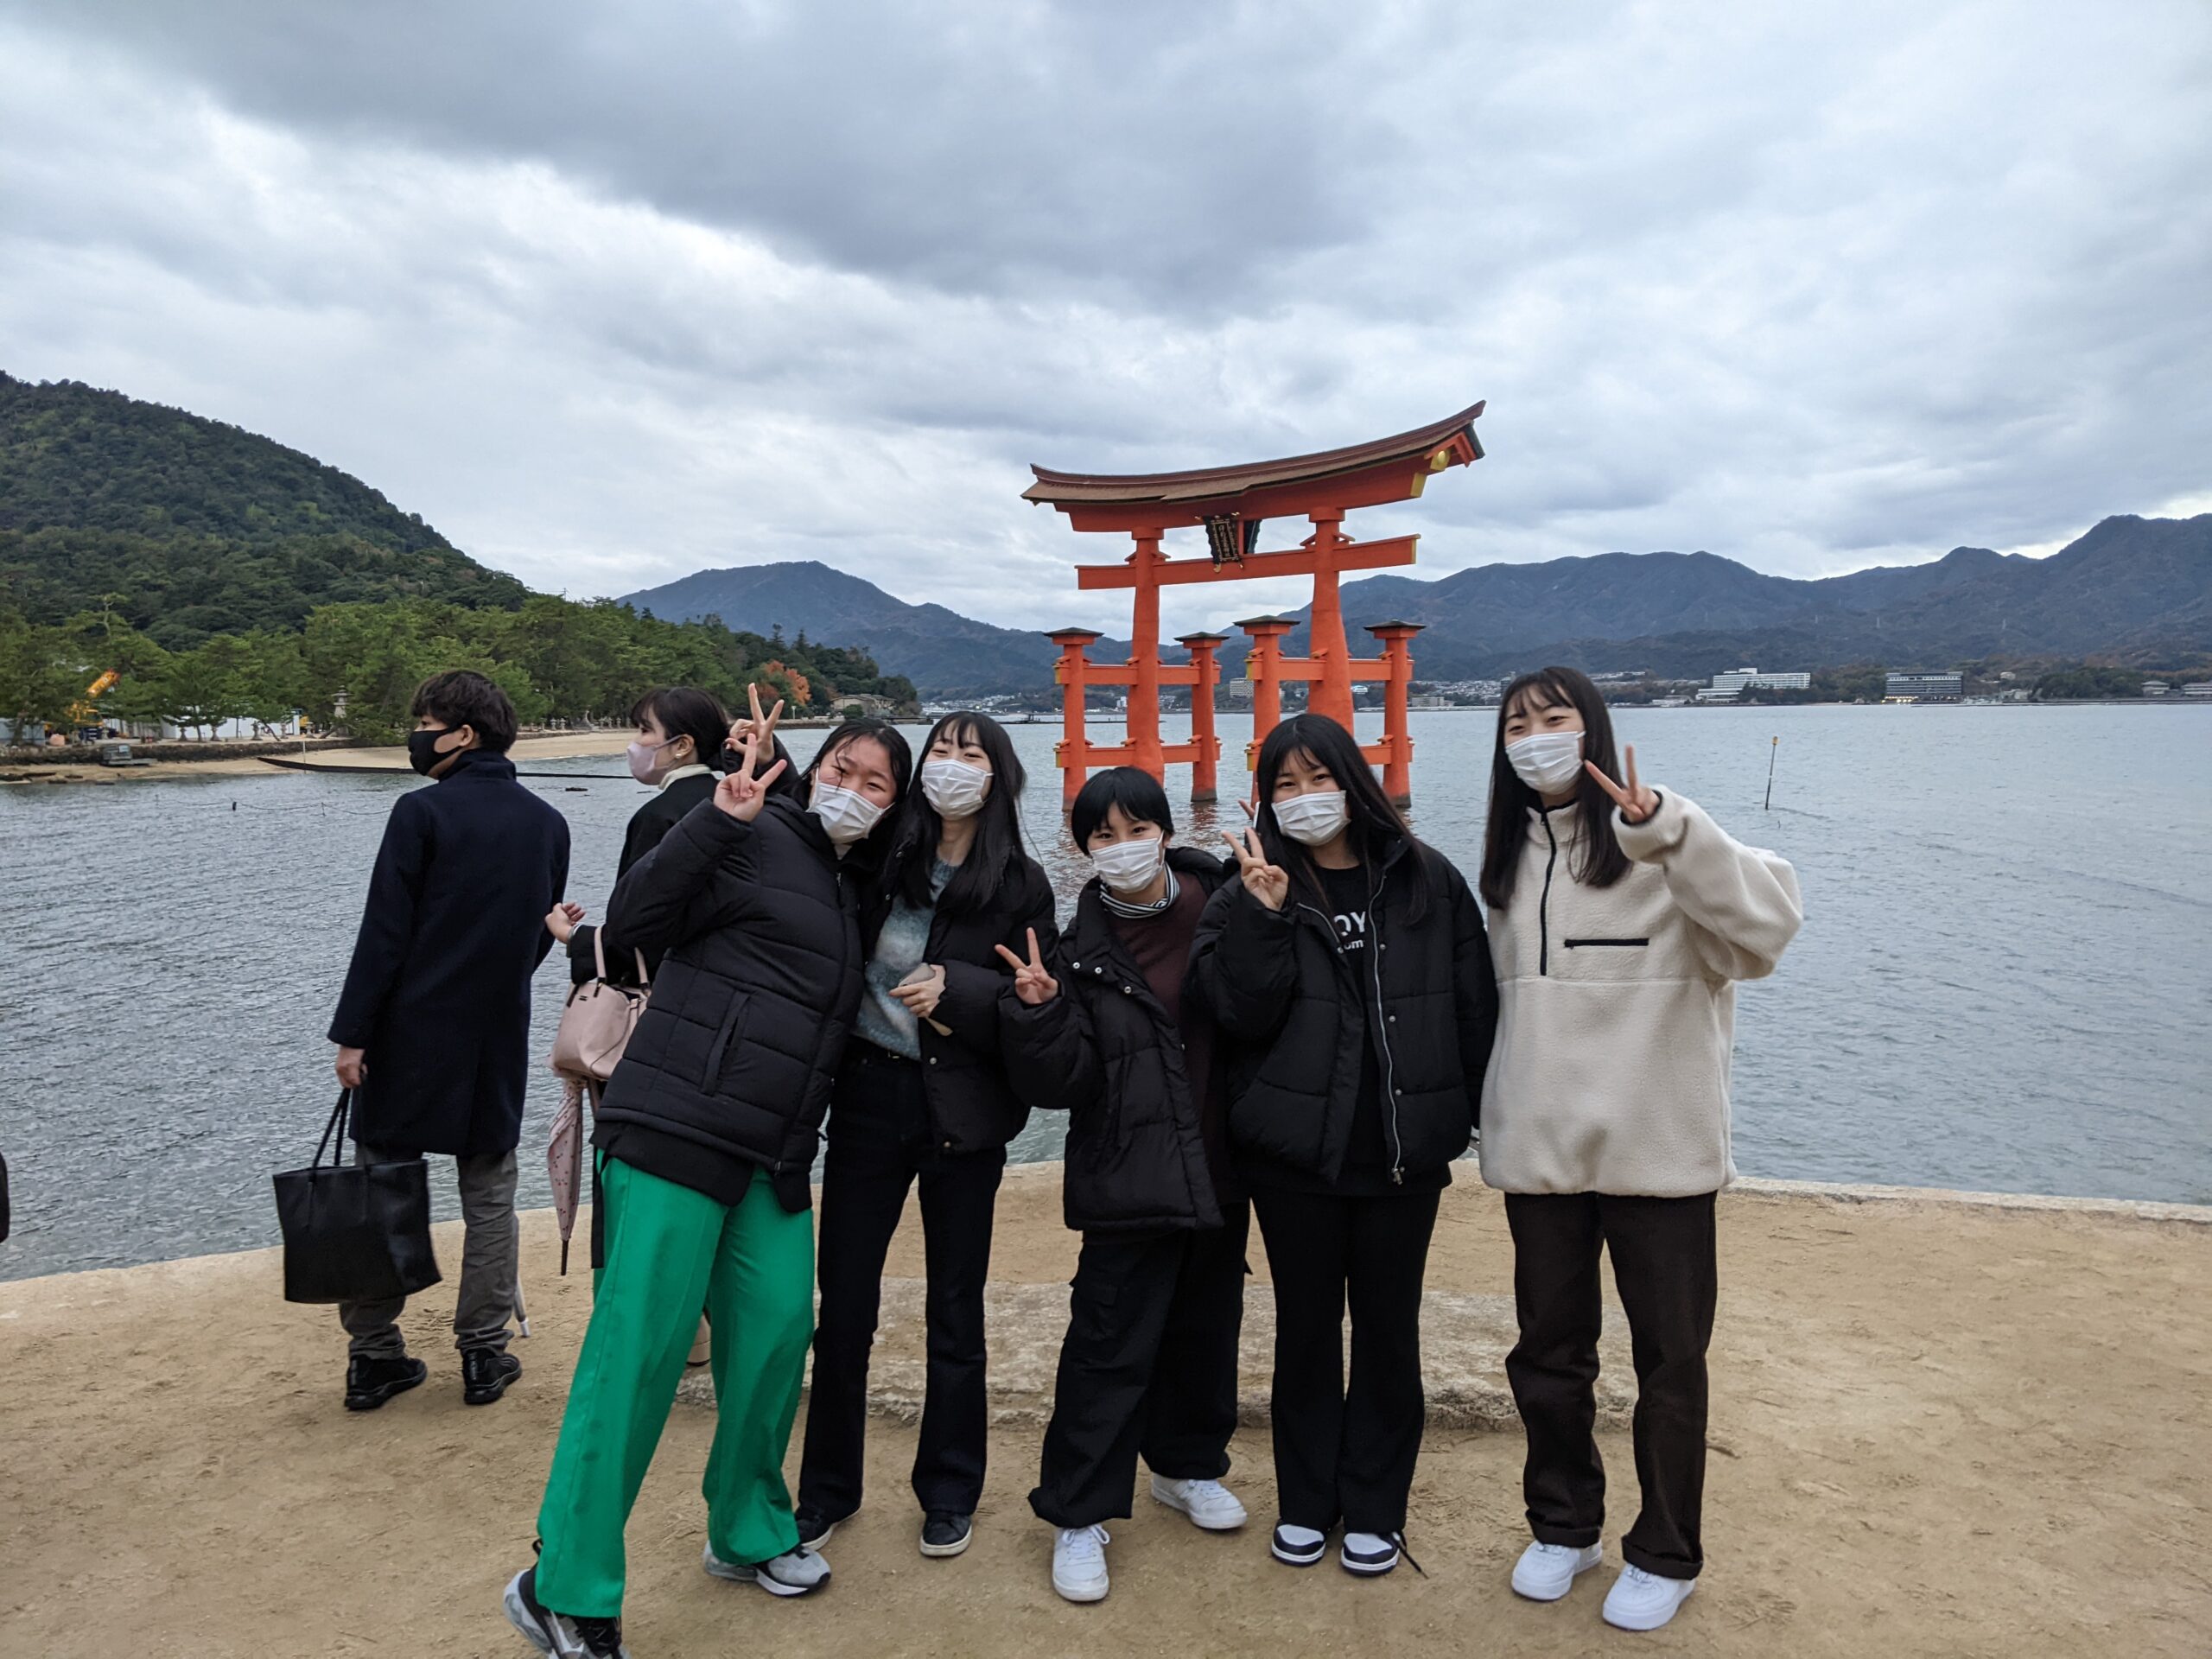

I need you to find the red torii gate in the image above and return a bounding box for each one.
[1024,403,1484,808]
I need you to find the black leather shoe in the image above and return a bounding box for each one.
[461,1347,522,1405]
[919,1511,973,1559]
[345,1353,427,1412]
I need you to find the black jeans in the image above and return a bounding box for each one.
[798,1045,1006,1520]
[1503,1191,1718,1580]
[1029,1202,1250,1529]
[1250,1185,1440,1535]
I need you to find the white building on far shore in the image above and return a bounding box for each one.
[1699,666,1811,701]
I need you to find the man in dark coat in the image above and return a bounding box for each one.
[327,671,570,1412]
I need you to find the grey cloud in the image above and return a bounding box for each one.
[0,3,2206,642]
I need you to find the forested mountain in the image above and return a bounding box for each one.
[1224,514,2212,679]
[620,560,1097,696]
[0,374,911,741]
[0,373,529,645]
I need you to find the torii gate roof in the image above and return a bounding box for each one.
[1024,401,1484,530]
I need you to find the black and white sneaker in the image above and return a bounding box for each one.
[704,1542,832,1598]
[463,1348,523,1405]
[503,1567,629,1657]
[919,1511,972,1558]
[1270,1522,1329,1567]
[344,1353,427,1412]
[1342,1530,1425,1577]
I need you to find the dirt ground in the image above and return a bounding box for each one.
[3,1171,2208,1658]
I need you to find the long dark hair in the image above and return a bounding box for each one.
[890,711,1031,916]
[800,717,914,861]
[629,685,729,771]
[1478,665,1631,909]
[1252,713,1431,924]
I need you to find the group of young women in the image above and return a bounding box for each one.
[501,665,1802,1658]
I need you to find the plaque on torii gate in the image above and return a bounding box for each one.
[1024,402,1484,807]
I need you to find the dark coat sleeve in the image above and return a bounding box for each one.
[937,863,1060,1057]
[999,964,1103,1116]
[1443,856,1498,1118]
[327,794,429,1048]
[537,817,569,971]
[605,800,755,957]
[1187,875,1300,1041]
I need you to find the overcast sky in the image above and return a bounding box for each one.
[3,2,2208,635]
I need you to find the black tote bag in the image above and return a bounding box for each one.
[272,1091,442,1305]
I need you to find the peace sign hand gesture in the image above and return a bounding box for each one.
[1224,826,1290,912]
[994,927,1060,1006]
[726,682,786,764]
[713,726,789,823]
[1585,742,1659,824]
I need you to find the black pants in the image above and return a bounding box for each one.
[798,1045,1006,1519]
[1251,1185,1440,1535]
[1503,1191,1717,1580]
[1029,1202,1250,1529]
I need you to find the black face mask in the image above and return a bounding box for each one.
[408,727,461,776]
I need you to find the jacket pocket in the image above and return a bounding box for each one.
[702,991,753,1086]
[1561,938,1649,948]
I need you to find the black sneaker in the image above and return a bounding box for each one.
[344,1353,427,1412]
[1270,1522,1329,1567]
[792,1503,845,1550]
[918,1511,972,1559]
[463,1348,523,1405]
[503,1567,628,1656]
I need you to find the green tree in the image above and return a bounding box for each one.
[0,608,83,739]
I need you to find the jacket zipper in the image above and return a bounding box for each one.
[1537,812,1560,976]
[1562,937,1649,948]
[1365,863,1405,1185]
[1299,861,1405,1185]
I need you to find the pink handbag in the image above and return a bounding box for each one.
[550,930,650,1084]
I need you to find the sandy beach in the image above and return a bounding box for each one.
[3,1166,2207,1657]
[1,729,639,784]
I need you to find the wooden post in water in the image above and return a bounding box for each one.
[1764,734,1779,810]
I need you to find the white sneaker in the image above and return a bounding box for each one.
[1511,1539,1603,1601]
[703,1542,832,1598]
[1052,1524,1111,1603]
[1601,1564,1696,1630]
[1149,1475,1249,1531]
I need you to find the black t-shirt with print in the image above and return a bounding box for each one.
[1245,860,1447,1198]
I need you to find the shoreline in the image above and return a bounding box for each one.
[6,1166,2208,1656]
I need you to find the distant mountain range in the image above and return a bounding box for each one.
[620,560,1111,696]
[626,514,2212,693]
[10,369,2204,690]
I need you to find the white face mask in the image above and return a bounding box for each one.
[1506,730,1585,793]
[1272,789,1350,848]
[919,757,991,820]
[1091,836,1164,894]
[808,781,886,846]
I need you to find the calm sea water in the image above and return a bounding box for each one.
[3,704,2207,1281]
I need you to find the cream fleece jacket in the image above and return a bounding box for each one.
[1478,788,1802,1198]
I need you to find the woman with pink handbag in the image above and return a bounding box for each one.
[544,686,796,1303]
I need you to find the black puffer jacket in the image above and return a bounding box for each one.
[859,849,1060,1155]
[1002,849,1230,1235]
[1190,835,1497,1186]
[595,794,863,1184]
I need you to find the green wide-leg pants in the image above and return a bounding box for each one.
[534,1155,814,1618]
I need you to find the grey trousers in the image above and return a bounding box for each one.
[338,1142,519,1358]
